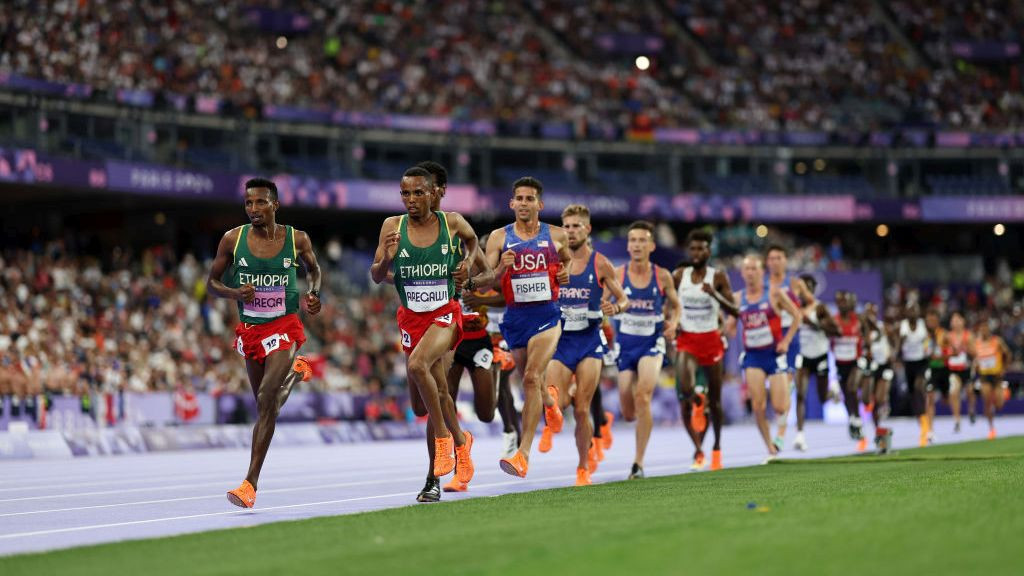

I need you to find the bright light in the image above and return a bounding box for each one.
[756,225,768,238]
[635,56,651,71]
[276,36,288,49]
[876,224,889,238]
[813,158,826,171]
[994,223,1006,236]
[795,162,807,175]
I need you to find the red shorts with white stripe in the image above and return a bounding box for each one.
[397,299,464,355]
[676,330,724,367]
[234,313,306,364]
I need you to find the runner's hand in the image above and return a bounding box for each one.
[305,293,321,315]
[238,284,255,303]
[454,260,469,287]
[556,265,570,285]
[500,249,516,268]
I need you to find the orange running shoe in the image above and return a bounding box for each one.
[539,425,553,453]
[691,393,708,434]
[710,450,722,471]
[988,428,997,440]
[690,451,706,471]
[226,480,256,509]
[588,442,599,473]
[442,478,468,492]
[575,467,592,486]
[546,386,564,433]
[434,435,456,477]
[292,356,313,382]
[454,431,475,483]
[499,451,529,478]
[601,411,614,450]
[594,437,605,461]
[857,438,868,452]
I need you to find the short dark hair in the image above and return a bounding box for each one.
[512,176,543,198]
[416,161,448,189]
[245,177,278,201]
[765,243,787,257]
[628,220,655,237]
[799,273,817,291]
[686,228,713,246]
[403,166,434,184]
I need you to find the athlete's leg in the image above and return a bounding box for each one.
[496,368,520,437]
[675,351,702,454]
[949,373,962,429]
[243,345,301,490]
[768,372,791,441]
[469,366,496,422]
[706,360,725,452]
[633,354,662,468]
[746,368,774,453]
[842,367,861,427]
[573,358,602,471]
[618,370,637,422]
[407,324,460,445]
[591,384,606,442]
[982,382,996,430]
[544,360,574,413]
[874,376,890,430]
[795,365,810,433]
[516,326,562,460]
[966,379,978,423]
[430,354,466,446]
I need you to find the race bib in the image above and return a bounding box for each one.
[404,280,449,313]
[562,305,589,331]
[511,272,552,303]
[619,313,657,336]
[902,340,924,360]
[979,356,997,370]
[745,325,773,349]
[401,329,412,349]
[260,333,282,355]
[948,352,968,368]
[834,337,859,362]
[243,286,286,318]
[472,348,494,370]
[236,336,245,357]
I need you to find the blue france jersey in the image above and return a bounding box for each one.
[558,251,604,332]
[615,264,665,350]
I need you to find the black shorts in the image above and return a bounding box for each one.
[978,374,1003,387]
[872,362,895,382]
[948,369,971,388]
[903,359,928,388]
[801,354,829,377]
[927,365,949,395]
[454,335,494,370]
[836,361,862,386]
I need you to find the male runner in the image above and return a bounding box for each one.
[766,245,813,419]
[615,221,681,480]
[942,311,973,433]
[794,274,838,451]
[726,255,802,462]
[673,228,733,471]
[832,291,871,451]
[899,303,930,446]
[540,204,628,485]
[370,166,493,497]
[486,176,572,478]
[863,301,896,452]
[207,178,322,508]
[973,317,1011,439]
[924,309,946,444]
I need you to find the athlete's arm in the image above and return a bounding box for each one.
[463,286,506,309]
[551,226,572,286]
[294,229,322,315]
[672,267,683,290]
[370,216,401,285]
[448,212,494,291]
[659,266,681,338]
[486,228,512,279]
[774,288,803,353]
[596,253,629,316]
[704,269,739,317]
[816,303,841,337]
[206,227,253,303]
[999,337,1012,364]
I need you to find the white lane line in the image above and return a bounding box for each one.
[0,463,684,541]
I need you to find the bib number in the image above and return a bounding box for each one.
[472,348,494,370]
[404,281,449,313]
[620,314,657,336]
[261,333,281,355]
[562,305,589,331]
[979,356,997,370]
[243,286,287,318]
[745,325,773,349]
[834,337,858,362]
[401,330,412,349]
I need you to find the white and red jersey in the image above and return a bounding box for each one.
[832,312,862,363]
[677,266,720,335]
[500,223,561,308]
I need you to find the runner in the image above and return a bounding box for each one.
[898,303,930,446]
[207,178,322,509]
[673,228,733,471]
[863,301,896,453]
[727,254,802,462]
[540,204,628,485]
[924,309,946,445]
[973,317,1011,439]
[615,221,681,480]
[832,290,871,451]
[793,274,838,451]
[942,311,973,433]
[486,176,572,478]
[370,166,494,499]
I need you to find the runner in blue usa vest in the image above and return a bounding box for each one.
[485,176,572,479]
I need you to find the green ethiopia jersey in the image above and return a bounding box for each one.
[232,224,300,324]
[393,211,459,312]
